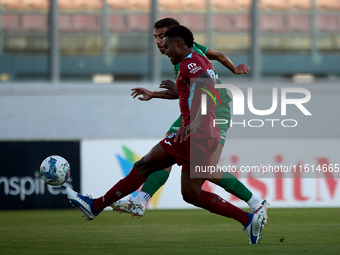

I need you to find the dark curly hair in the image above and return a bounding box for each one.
[154,17,180,30]
[164,25,194,48]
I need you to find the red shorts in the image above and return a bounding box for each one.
[159,132,218,178]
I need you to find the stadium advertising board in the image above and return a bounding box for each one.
[82,139,340,209]
[0,141,80,210]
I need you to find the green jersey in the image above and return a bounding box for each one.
[168,42,232,146]
[173,41,232,105]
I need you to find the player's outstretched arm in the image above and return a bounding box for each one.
[131,86,178,101]
[206,49,250,75]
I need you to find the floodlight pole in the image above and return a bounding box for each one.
[149,0,160,83]
[48,0,60,83]
[250,0,261,80]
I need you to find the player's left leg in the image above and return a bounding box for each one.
[112,120,182,216]
[133,117,182,203]
[212,102,268,219]
[180,170,265,244]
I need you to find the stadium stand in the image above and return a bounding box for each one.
[23,0,49,10]
[128,14,149,32]
[2,15,24,32]
[108,15,131,33]
[77,0,103,10]
[0,0,339,80]
[182,0,206,10]
[158,0,185,11]
[212,15,237,32]
[234,14,250,31]
[260,16,289,33]
[22,15,48,32]
[318,0,340,10]
[287,15,310,33]
[236,0,252,9]
[318,15,340,32]
[181,14,206,33]
[129,0,150,11]
[290,0,311,10]
[260,0,293,10]
[58,0,81,10]
[106,0,134,10]
[211,0,241,11]
[1,0,28,10]
[59,15,76,33]
[73,15,102,32]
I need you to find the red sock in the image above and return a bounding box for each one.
[195,190,249,225]
[93,168,146,212]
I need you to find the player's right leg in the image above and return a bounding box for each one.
[66,143,176,220]
[111,166,171,217]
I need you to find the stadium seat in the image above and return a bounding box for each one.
[129,0,150,10]
[317,0,340,10]
[158,0,185,10]
[108,15,131,33]
[78,0,103,10]
[23,0,49,10]
[236,0,252,9]
[260,0,293,10]
[107,0,134,10]
[181,15,205,33]
[73,15,102,32]
[212,15,237,32]
[128,14,149,32]
[22,15,48,32]
[2,15,24,32]
[287,15,310,32]
[59,15,76,33]
[318,15,340,32]
[260,16,289,33]
[211,0,240,10]
[58,0,80,10]
[1,0,28,9]
[158,14,184,25]
[290,0,311,10]
[182,0,206,10]
[234,14,250,31]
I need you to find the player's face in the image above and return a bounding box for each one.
[154,27,168,54]
[164,36,181,65]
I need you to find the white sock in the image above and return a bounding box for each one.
[247,195,262,212]
[135,191,150,204]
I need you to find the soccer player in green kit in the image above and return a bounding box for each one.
[112,18,268,222]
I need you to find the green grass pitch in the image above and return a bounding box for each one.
[1,208,339,255]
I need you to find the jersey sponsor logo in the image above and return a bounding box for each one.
[164,140,172,146]
[187,62,196,69]
[187,62,202,74]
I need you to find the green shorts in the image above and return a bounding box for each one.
[215,89,231,146]
[166,104,230,147]
[166,87,231,146]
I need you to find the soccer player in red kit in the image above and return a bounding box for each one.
[66,25,265,244]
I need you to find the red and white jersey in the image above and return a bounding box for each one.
[176,52,220,143]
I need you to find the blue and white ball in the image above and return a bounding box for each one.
[40,155,70,186]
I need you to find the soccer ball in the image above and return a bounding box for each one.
[40,155,71,186]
